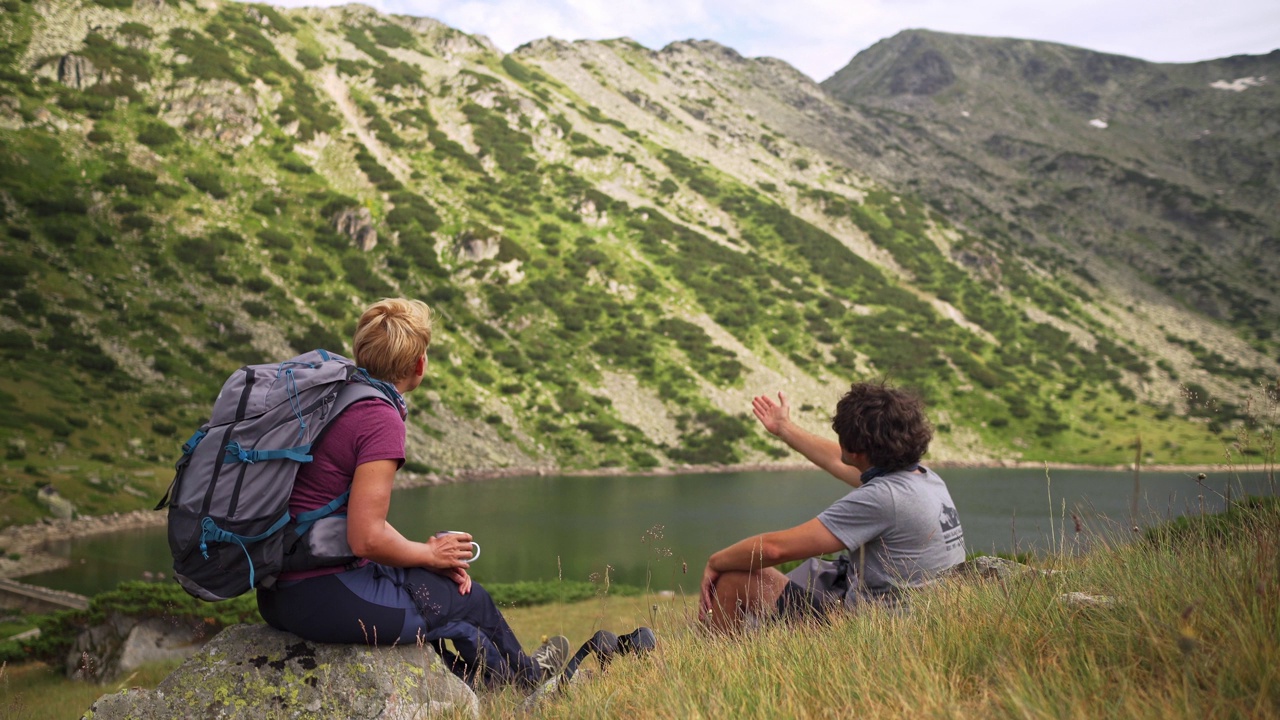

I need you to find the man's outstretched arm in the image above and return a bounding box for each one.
[752,392,862,487]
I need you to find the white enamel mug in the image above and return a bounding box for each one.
[435,531,480,562]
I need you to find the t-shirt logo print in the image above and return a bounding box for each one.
[939,504,964,550]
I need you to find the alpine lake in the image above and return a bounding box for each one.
[19,466,1276,597]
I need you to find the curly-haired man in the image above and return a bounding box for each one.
[700,382,966,631]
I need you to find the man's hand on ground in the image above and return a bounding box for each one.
[698,564,721,623]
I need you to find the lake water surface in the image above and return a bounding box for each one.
[22,467,1275,596]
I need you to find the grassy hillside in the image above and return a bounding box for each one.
[0,0,1275,528]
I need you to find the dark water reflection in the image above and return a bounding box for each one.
[21,467,1274,596]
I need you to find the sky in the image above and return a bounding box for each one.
[267,0,1280,81]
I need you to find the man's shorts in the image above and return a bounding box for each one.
[775,580,832,622]
[774,555,852,622]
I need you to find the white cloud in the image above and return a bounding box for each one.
[263,0,1280,81]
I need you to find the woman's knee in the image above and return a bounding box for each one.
[466,581,492,604]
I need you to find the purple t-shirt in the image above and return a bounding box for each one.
[280,396,405,581]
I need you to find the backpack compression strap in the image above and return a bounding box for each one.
[223,441,313,464]
[195,489,352,589]
[292,490,350,536]
[198,513,291,589]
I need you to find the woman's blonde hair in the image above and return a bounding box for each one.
[353,298,433,382]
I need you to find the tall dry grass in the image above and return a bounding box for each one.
[517,497,1279,719]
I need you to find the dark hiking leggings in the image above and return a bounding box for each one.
[257,563,540,688]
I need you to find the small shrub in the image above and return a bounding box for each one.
[121,213,153,231]
[258,228,293,250]
[251,197,277,215]
[369,23,414,49]
[185,171,228,199]
[238,276,269,294]
[501,55,532,82]
[137,122,180,148]
[630,451,660,468]
[242,299,271,317]
[296,47,323,70]
[117,21,153,39]
[279,155,313,174]
[289,322,345,355]
[0,330,33,354]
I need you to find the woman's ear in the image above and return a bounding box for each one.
[414,354,427,377]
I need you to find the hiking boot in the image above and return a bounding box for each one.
[617,627,656,657]
[531,635,570,678]
[586,629,619,668]
[525,629,619,709]
[565,629,618,677]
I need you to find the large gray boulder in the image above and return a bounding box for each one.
[67,612,205,683]
[454,231,499,263]
[57,54,98,89]
[333,206,378,251]
[159,79,262,147]
[81,624,478,719]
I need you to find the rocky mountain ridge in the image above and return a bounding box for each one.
[824,30,1279,326]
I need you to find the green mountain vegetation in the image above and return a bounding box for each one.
[0,0,1275,527]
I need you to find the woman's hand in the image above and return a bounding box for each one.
[751,392,792,437]
[424,532,475,570]
[441,566,472,595]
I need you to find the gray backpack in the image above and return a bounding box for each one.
[156,349,397,601]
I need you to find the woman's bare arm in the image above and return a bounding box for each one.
[346,459,475,581]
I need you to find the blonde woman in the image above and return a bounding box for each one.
[256,298,579,689]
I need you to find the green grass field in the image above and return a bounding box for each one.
[4,497,1277,719]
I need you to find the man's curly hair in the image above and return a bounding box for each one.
[830,381,932,471]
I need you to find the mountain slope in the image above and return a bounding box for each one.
[822,29,1280,339]
[0,1,1274,526]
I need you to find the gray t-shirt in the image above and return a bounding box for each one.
[791,466,965,608]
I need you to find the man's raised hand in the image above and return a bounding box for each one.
[751,391,792,437]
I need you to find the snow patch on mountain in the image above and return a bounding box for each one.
[1210,76,1266,91]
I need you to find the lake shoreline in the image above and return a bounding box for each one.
[0,459,1241,582]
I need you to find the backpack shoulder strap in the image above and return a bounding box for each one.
[333,379,395,415]
[286,381,400,542]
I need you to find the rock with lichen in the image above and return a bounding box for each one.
[80,623,478,719]
[332,206,379,251]
[955,554,1046,581]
